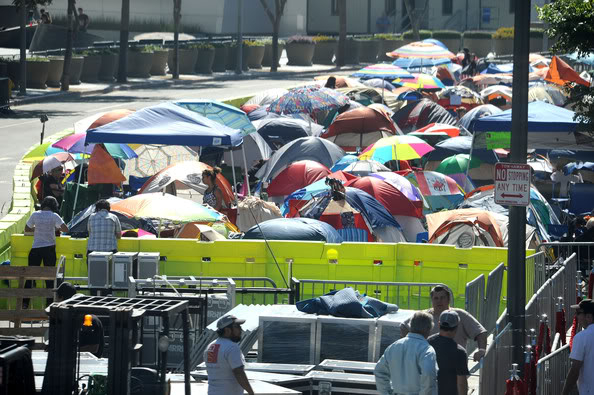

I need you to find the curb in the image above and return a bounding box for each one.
[9,64,362,106]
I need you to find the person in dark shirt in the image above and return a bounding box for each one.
[54,282,104,358]
[41,166,64,205]
[428,310,470,395]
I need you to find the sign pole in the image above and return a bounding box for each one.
[508,0,530,372]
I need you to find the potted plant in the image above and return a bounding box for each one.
[285,35,315,66]
[194,42,215,74]
[401,30,432,46]
[149,45,169,76]
[493,27,514,56]
[26,56,50,89]
[462,31,493,58]
[342,37,361,65]
[245,40,266,69]
[262,38,285,68]
[312,35,337,65]
[46,56,64,87]
[168,43,198,74]
[79,50,102,83]
[97,48,117,82]
[529,28,544,53]
[358,36,380,63]
[212,42,228,72]
[128,45,154,78]
[432,30,462,53]
[376,33,403,62]
[69,55,85,85]
[6,58,20,88]
[226,41,250,71]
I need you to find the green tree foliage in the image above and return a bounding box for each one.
[538,0,594,127]
[12,0,52,7]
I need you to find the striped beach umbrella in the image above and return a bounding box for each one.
[386,41,456,60]
[359,135,434,163]
[352,63,414,80]
[393,73,446,91]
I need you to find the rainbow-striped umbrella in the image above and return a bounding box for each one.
[267,86,349,119]
[358,135,434,163]
[393,73,446,91]
[352,63,414,81]
[386,41,456,60]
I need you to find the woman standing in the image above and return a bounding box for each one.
[23,196,69,309]
[202,167,225,211]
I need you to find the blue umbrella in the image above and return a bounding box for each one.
[330,154,359,172]
[422,38,448,49]
[175,99,256,136]
[242,217,343,243]
[392,57,451,69]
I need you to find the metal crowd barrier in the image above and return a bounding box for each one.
[536,344,575,395]
[465,274,485,325]
[483,262,505,333]
[478,312,512,395]
[536,241,594,273]
[293,279,446,310]
[527,251,547,294]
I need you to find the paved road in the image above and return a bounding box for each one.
[0,74,323,213]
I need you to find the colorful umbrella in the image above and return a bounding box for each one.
[392,57,452,69]
[413,123,461,138]
[111,192,224,222]
[30,153,75,180]
[74,109,135,134]
[267,86,350,120]
[387,41,456,60]
[435,153,482,175]
[330,154,360,172]
[342,159,390,177]
[436,86,483,109]
[400,169,464,212]
[369,171,424,203]
[352,63,414,80]
[175,100,256,136]
[345,176,422,218]
[358,135,434,163]
[267,160,331,197]
[52,133,138,159]
[393,73,446,91]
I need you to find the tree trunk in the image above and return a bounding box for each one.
[19,2,26,95]
[118,0,130,83]
[172,0,181,79]
[61,0,75,91]
[337,0,347,67]
[403,0,429,41]
[260,0,287,73]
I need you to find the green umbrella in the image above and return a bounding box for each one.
[435,154,482,175]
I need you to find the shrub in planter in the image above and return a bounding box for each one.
[128,45,154,78]
[358,36,380,63]
[376,33,403,61]
[285,35,315,66]
[462,31,493,58]
[168,44,198,74]
[262,39,285,68]
[212,42,228,72]
[431,30,462,53]
[97,48,117,82]
[149,45,169,76]
[341,38,361,65]
[68,56,85,85]
[312,35,337,65]
[79,50,102,83]
[529,28,544,52]
[492,27,514,55]
[46,56,64,87]
[193,42,215,74]
[401,29,432,45]
[26,57,50,89]
[6,59,20,87]
[245,40,266,69]
[226,41,250,71]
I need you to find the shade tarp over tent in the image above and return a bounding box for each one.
[471,101,592,151]
[86,102,243,147]
[242,217,343,243]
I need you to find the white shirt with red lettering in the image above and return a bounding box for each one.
[204,337,245,395]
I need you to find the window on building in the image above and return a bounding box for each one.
[331,0,339,16]
[442,0,453,15]
[385,0,396,15]
[509,0,515,13]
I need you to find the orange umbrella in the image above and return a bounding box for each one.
[545,56,590,87]
[74,109,135,134]
[87,145,126,185]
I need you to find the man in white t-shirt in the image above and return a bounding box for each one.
[551,167,583,197]
[562,299,594,395]
[204,314,254,395]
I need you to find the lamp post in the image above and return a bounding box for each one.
[40,114,48,145]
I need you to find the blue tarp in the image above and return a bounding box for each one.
[242,217,343,243]
[86,102,243,147]
[481,62,534,74]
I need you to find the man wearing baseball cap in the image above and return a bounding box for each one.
[562,299,594,395]
[204,314,254,395]
[429,310,470,395]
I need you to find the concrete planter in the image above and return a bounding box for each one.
[434,37,461,53]
[212,46,228,72]
[128,51,153,78]
[98,53,117,82]
[168,48,198,74]
[378,39,402,61]
[312,41,336,65]
[149,50,168,76]
[358,40,380,63]
[195,48,215,74]
[493,38,513,56]
[46,56,64,87]
[6,61,20,87]
[26,59,49,89]
[247,45,265,69]
[286,42,315,66]
[80,54,101,83]
[530,37,544,53]
[226,46,249,71]
[262,43,284,67]
[342,40,360,65]
[69,56,84,85]
[462,37,492,58]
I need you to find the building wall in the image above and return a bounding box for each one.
[222,0,307,36]
[307,0,372,34]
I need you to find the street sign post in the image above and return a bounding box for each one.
[494,163,531,206]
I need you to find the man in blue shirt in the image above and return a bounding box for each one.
[374,311,438,395]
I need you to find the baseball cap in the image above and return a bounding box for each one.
[571,299,594,315]
[439,310,460,328]
[216,314,246,330]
